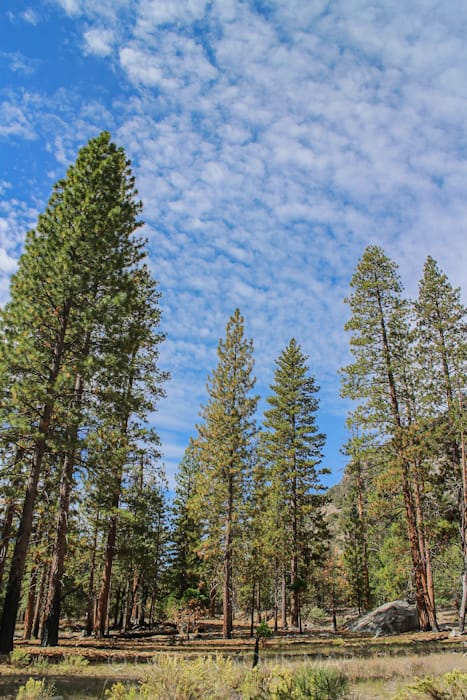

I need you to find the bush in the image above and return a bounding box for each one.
[10,649,31,668]
[15,678,55,699]
[291,667,349,700]
[31,657,50,672]
[105,656,350,700]
[143,656,349,700]
[105,682,141,700]
[142,653,239,699]
[241,665,294,699]
[60,654,89,670]
[165,590,208,639]
[393,671,467,699]
[301,606,328,627]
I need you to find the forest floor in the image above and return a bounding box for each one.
[1,615,467,698]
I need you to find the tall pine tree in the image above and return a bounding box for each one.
[0,132,166,651]
[260,339,327,629]
[341,245,438,631]
[193,309,258,639]
[415,257,467,628]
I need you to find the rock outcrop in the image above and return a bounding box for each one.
[350,600,419,636]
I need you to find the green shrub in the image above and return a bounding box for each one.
[393,670,467,699]
[291,667,349,699]
[31,657,50,672]
[15,678,55,699]
[142,653,240,699]
[301,606,328,627]
[10,649,31,668]
[60,654,89,670]
[105,682,141,700]
[106,656,350,700]
[241,665,294,699]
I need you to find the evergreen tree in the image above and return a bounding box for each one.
[415,257,467,628]
[341,245,438,631]
[261,339,327,629]
[0,132,166,651]
[340,428,372,613]
[169,440,203,599]
[193,309,258,639]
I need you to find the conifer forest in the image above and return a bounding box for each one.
[0,132,466,659]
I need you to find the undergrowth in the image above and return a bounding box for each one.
[104,654,350,699]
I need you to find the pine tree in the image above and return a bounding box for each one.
[340,428,372,613]
[169,440,203,599]
[193,309,258,639]
[0,131,166,652]
[415,257,467,629]
[341,245,438,631]
[260,339,327,629]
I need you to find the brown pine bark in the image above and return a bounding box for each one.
[0,500,15,589]
[281,571,287,629]
[376,286,437,631]
[0,450,26,589]
[40,449,76,646]
[32,563,49,639]
[94,507,119,638]
[355,463,371,612]
[85,514,99,636]
[93,353,137,639]
[209,583,217,617]
[222,472,234,639]
[290,461,299,628]
[41,362,88,647]
[412,462,438,631]
[23,564,39,640]
[0,302,70,653]
[458,390,467,632]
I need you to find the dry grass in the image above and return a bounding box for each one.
[329,652,467,699]
[2,617,467,699]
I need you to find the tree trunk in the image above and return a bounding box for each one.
[252,635,260,668]
[0,500,16,589]
[85,515,99,636]
[281,571,287,629]
[113,587,122,630]
[0,303,70,653]
[209,583,216,617]
[222,473,234,639]
[94,357,136,639]
[355,464,371,612]
[41,447,76,646]
[32,562,49,639]
[139,586,147,626]
[250,580,255,638]
[94,509,118,638]
[42,345,89,647]
[130,572,140,625]
[290,452,299,628]
[459,390,467,632]
[273,572,278,633]
[290,554,299,628]
[376,287,436,631]
[0,450,26,589]
[412,463,439,631]
[23,564,39,640]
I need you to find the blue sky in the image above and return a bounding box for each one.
[1,0,466,488]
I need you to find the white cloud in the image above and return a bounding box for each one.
[0,248,18,274]
[0,51,39,76]
[83,27,115,57]
[0,101,36,139]
[3,0,467,480]
[21,9,40,25]
[54,0,82,16]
